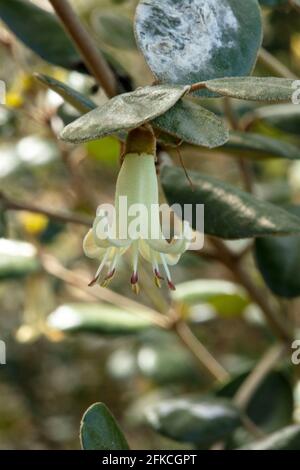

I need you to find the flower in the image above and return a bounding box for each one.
[83,151,192,293]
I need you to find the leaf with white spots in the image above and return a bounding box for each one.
[60,85,189,144]
[135,0,262,95]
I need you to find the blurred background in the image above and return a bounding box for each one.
[0,0,300,450]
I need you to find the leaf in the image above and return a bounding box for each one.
[60,85,189,143]
[0,0,82,70]
[94,12,136,50]
[47,303,153,335]
[172,280,250,316]
[245,104,300,136]
[137,331,201,385]
[35,74,96,114]
[204,77,296,102]
[0,238,40,279]
[217,371,293,434]
[153,97,229,148]
[224,131,300,160]
[254,205,300,298]
[258,0,288,6]
[161,166,300,239]
[135,0,262,95]
[240,425,300,450]
[145,397,241,446]
[80,403,129,450]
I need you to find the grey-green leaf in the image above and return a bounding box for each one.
[35,74,96,114]
[254,206,300,298]
[47,303,153,336]
[240,425,300,450]
[80,403,129,450]
[217,371,293,434]
[0,238,40,279]
[94,12,136,50]
[172,280,250,316]
[204,77,296,102]
[145,397,241,446]
[0,0,82,70]
[161,166,300,239]
[153,97,229,148]
[60,85,189,143]
[135,0,262,95]
[224,131,300,160]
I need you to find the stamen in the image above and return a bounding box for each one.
[101,249,119,287]
[88,249,110,286]
[101,268,116,287]
[160,253,176,291]
[151,251,164,287]
[154,268,164,280]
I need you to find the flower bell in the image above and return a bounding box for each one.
[83,127,192,293]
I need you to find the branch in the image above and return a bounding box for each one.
[172,316,230,383]
[234,343,287,409]
[208,238,293,343]
[290,0,300,13]
[258,48,298,79]
[48,0,117,97]
[0,191,92,227]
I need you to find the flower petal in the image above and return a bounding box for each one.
[83,229,107,259]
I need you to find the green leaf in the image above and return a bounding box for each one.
[172,280,250,316]
[60,85,189,143]
[47,303,153,335]
[94,12,136,50]
[254,205,300,298]
[135,0,262,96]
[224,131,300,160]
[153,97,229,148]
[0,0,82,70]
[0,238,40,279]
[80,403,129,450]
[204,77,296,102]
[137,331,201,385]
[145,397,241,446]
[35,74,96,114]
[217,371,293,434]
[258,0,288,6]
[161,166,300,239]
[245,104,300,136]
[240,425,300,450]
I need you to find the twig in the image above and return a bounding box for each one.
[258,48,298,80]
[290,0,300,13]
[234,344,287,409]
[173,318,230,383]
[208,238,292,343]
[0,191,92,227]
[41,253,169,329]
[48,0,117,97]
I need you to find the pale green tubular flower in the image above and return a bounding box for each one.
[83,147,192,293]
